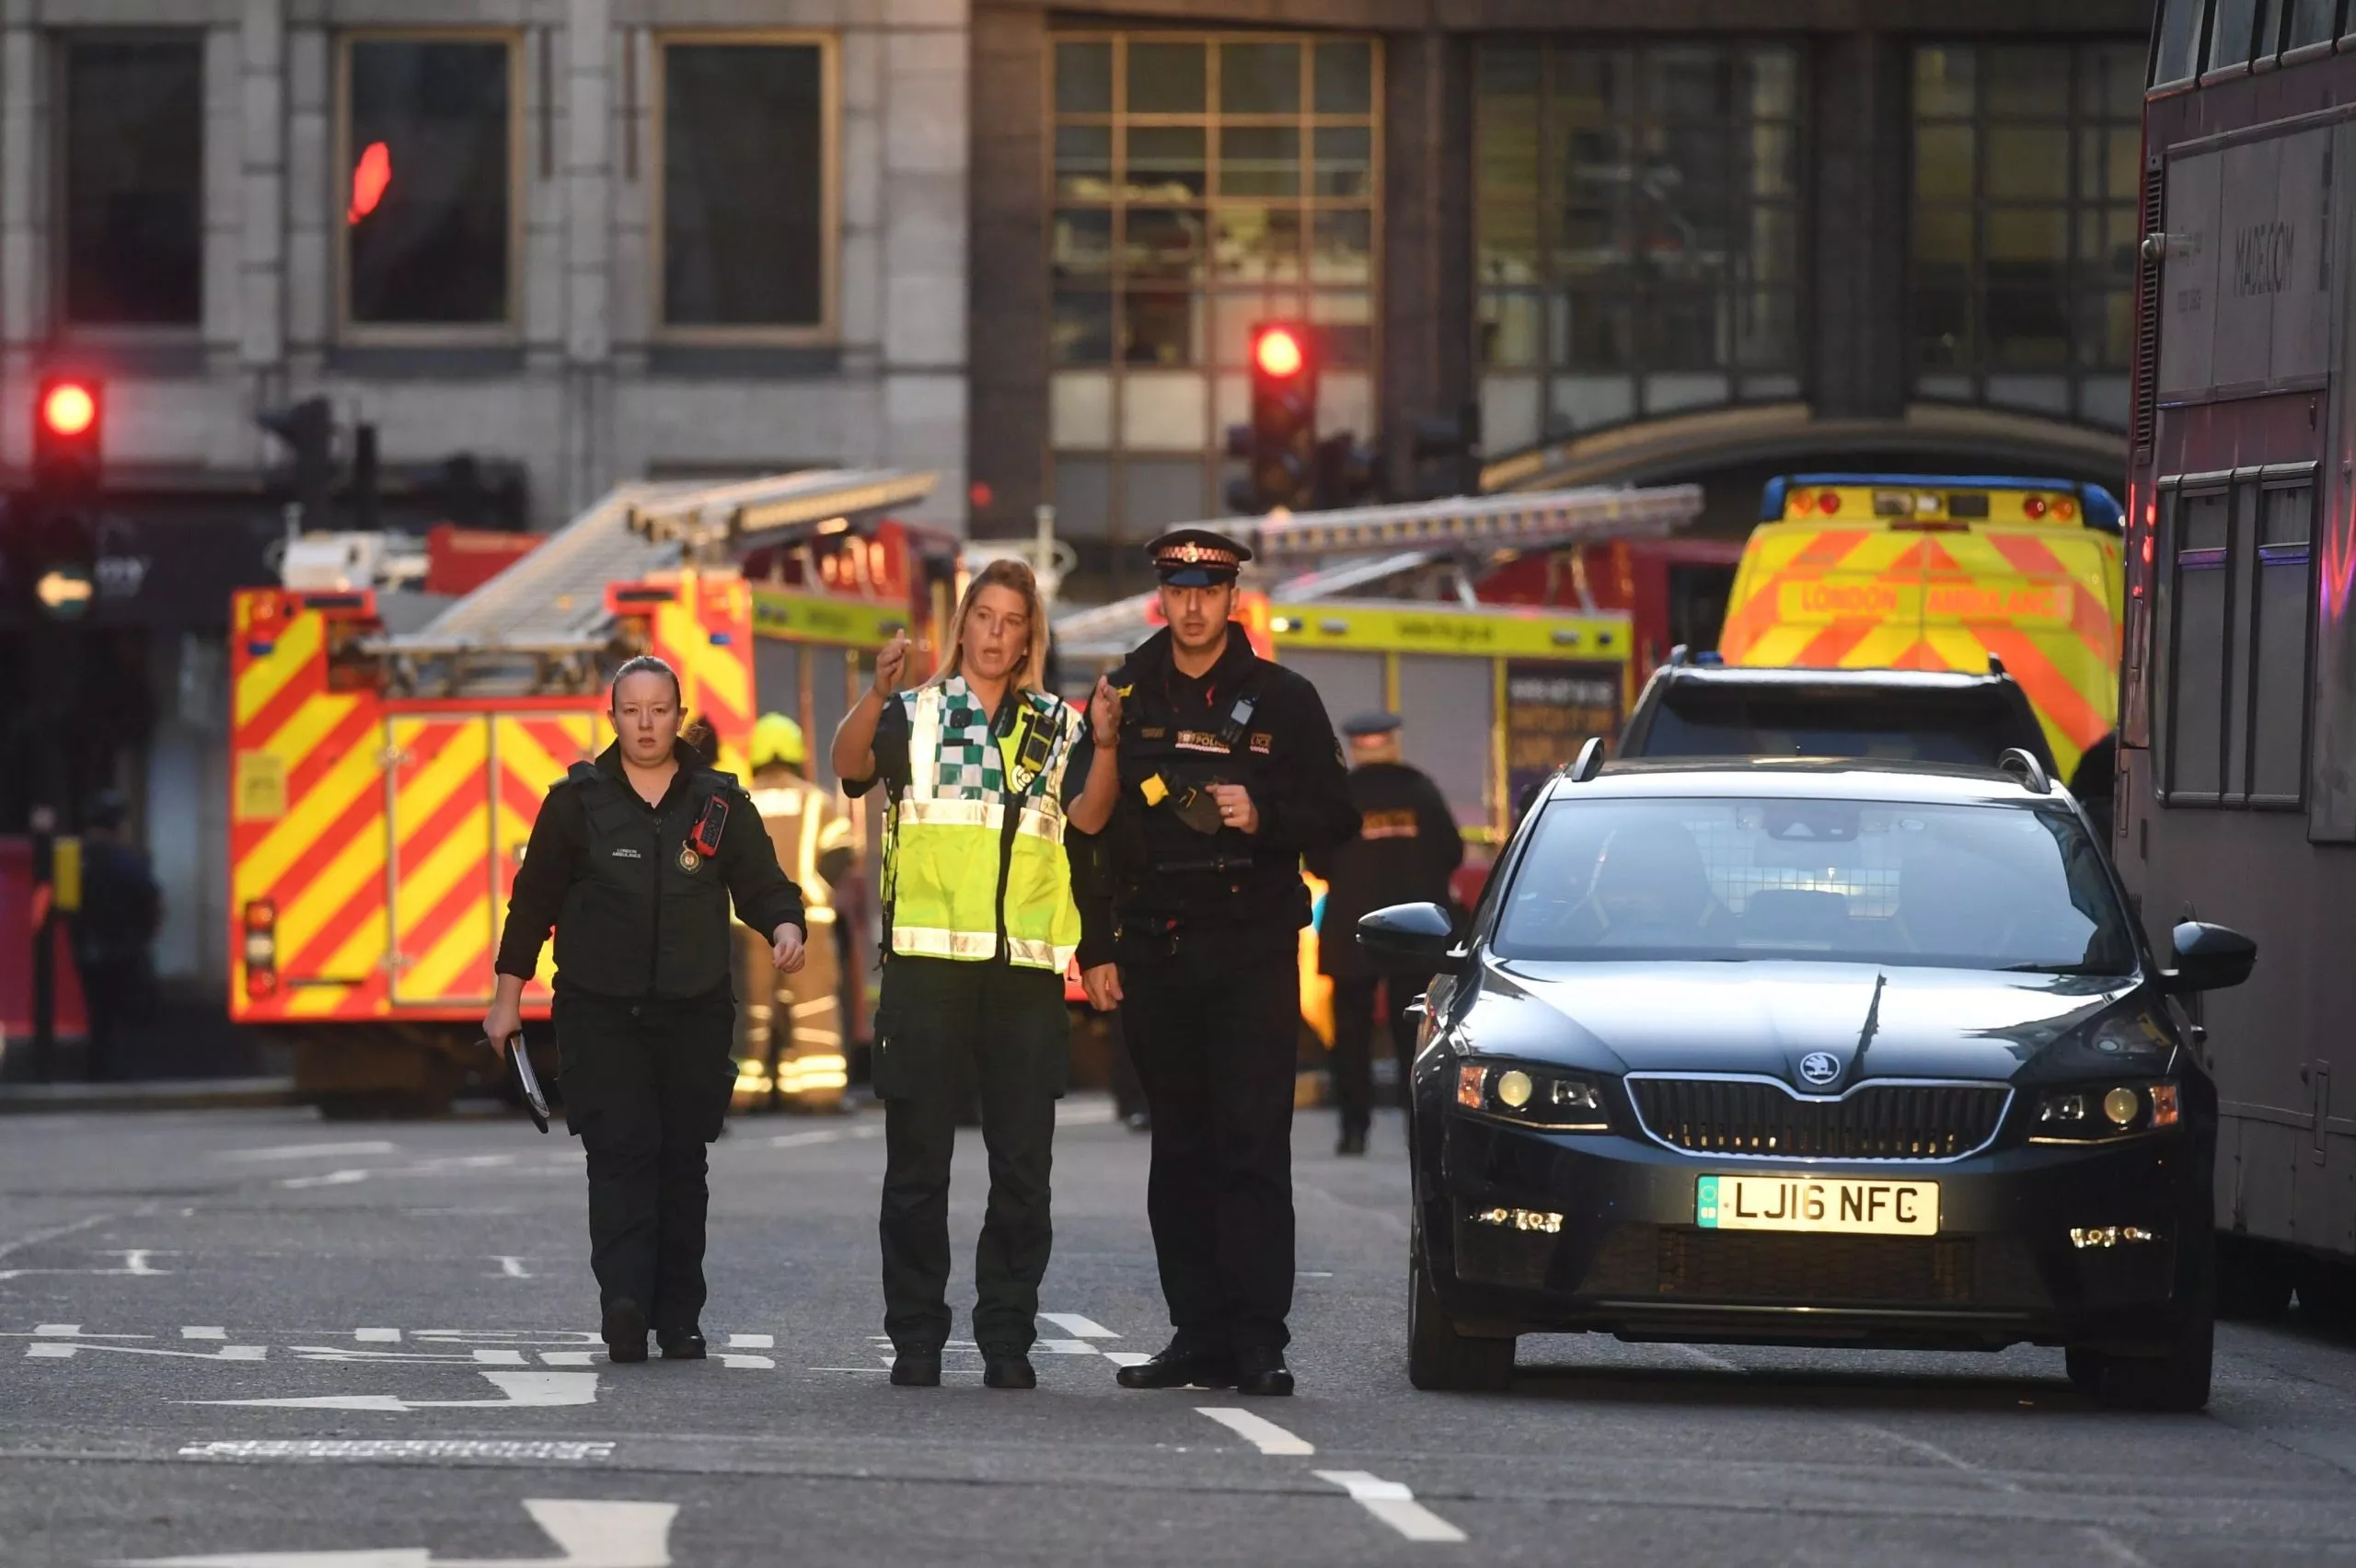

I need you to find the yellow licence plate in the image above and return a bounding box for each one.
[1696,1174,1938,1236]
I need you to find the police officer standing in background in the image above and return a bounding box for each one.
[488,655,807,1365]
[1077,529,1357,1397]
[741,713,857,1112]
[1308,714,1462,1156]
[75,790,161,1081]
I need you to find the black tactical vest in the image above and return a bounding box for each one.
[555,761,741,999]
[1114,663,1306,928]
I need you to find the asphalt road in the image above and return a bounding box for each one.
[6,1097,2356,1567]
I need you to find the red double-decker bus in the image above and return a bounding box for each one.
[2127,0,2356,1310]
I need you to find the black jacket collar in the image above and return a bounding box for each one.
[1128,622,1258,701]
[594,740,704,808]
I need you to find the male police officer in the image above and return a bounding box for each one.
[1077,528,1357,1397]
[740,713,857,1111]
[1308,713,1462,1156]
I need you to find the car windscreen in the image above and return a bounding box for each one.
[1643,690,2027,767]
[1492,795,2134,974]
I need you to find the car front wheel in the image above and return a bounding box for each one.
[1407,1220,1516,1392]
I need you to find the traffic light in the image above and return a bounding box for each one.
[28,375,102,620]
[1225,322,1319,514]
[258,396,335,526]
[1412,400,1484,499]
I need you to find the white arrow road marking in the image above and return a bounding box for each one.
[109,1497,676,1567]
[1036,1313,1118,1339]
[495,1258,532,1279]
[189,1370,600,1412]
[1313,1470,1466,1543]
[1196,1406,1315,1456]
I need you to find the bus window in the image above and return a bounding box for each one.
[2154,0,2209,83]
[2210,0,2261,69]
[2286,0,2339,49]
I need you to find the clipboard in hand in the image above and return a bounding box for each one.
[485,1032,551,1133]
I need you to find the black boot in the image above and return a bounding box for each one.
[656,1326,707,1361]
[1235,1345,1294,1397]
[1114,1343,1237,1390]
[601,1298,649,1365]
[984,1354,1037,1389]
[890,1350,942,1387]
[1336,1125,1368,1156]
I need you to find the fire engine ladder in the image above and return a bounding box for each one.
[1053,483,1703,661]
[377,467,937,692]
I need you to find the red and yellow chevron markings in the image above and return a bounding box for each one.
[493,713,597,1000]
[651,570,755,778]
[387,716,496,1007]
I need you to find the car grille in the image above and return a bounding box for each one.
[1581,1225,1978,1305]
[1628,1077,2010,1161]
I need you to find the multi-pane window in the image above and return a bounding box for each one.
[60,37,203,327]
[1911,42,2142,429]
[1049,33,1380,598]
[341,36,516,331]
[1473,41,1802,455]
[661,39,834,336]
[2159,475,2314,806]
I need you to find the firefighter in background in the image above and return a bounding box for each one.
[1307,715,1462,1156]
[737,713,857,1112]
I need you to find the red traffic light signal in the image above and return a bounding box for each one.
[40,382,97,439]
[1253,325,1306,380]
[32,375,102,496]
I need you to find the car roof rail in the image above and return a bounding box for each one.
[1668,643,1692,666]
[1996,747,2051,794]
[1986,652,2007,677]
[1570,736,1608,782]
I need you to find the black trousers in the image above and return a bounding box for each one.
[874,956,1066,1356]
[1119,925,1301,1355]
[551,986,737,1332]
[1330,970,1431,1133]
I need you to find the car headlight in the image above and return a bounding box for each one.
[2032,1078,2180,1141]
[1455,1061,1609,1130]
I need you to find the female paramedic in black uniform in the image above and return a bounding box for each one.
[486,654,807,1364]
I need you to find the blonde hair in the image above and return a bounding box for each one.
[927,559,1051,695]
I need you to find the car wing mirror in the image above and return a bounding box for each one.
[2163,920,2257,996]
[1357,902,1464,973]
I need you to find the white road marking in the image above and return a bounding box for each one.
[540,1352,599,1367]
[178,1440,614,1462]
[725,1332,773,1349]
[109,1497,676,1566]
[281,1169,372,1190]
[1196,1406,1315,1456]
[1037,1312,1118,1339]
[1313,1470,1467,1544]
[1035,1338,1098,1355]
[849,1123,884,1140]
[0,1250,173,1283]
[191,1369,601,1412]
[716,1354,775,1369]
[1849,1422,2025,1494]
[766,1129,844,1148]
[217,1140,398,1163]
[809,1366,890,1373]
[495,1256,531,1279]
[2082,1527,2155,1567]
[0,1211,115,1263]
[29,1342,266,1362]
[37,1323,86,1335]
[181,1327,228,1341]
[1103,1351,1152,1367]
[1055,1101,1115,1126]
[287,1346,531,1366]
[356,1328,402,1342]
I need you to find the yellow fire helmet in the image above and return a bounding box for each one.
[751,711,807,771]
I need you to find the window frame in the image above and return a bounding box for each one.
[334,28,526,346]
[1907,39,2143,428]
[51,28,208,340]
[1044,29,1384,600]
[1470,37,1809,444]
[2154,465,2318,811]
[651,29,841,346]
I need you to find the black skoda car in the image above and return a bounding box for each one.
[1367,757,2255,1411]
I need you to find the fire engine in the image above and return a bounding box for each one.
[228,470,936,1116]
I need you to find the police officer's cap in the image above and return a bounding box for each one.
[1342,711,1403,740]
[1147,527,1252,587]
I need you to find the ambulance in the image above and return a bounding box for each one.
[227,470,936,1116]
[1718,474,2126,780]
